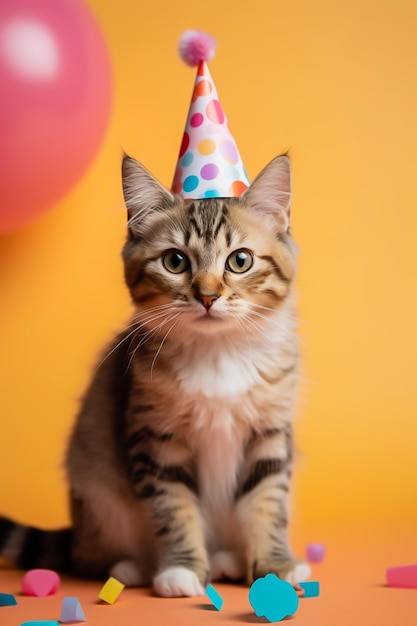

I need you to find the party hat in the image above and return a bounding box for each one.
[172,30,250,199]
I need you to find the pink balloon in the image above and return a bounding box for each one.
[0,0,113,234]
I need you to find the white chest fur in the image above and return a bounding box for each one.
[174,337,266,399]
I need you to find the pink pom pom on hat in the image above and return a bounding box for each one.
[178,30,217,67]
[172,30,250,199]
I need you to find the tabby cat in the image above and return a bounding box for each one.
[0,154,310,597]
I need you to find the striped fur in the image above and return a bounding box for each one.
[0,154,310,596]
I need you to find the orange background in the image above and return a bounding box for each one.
[1,0,416,548]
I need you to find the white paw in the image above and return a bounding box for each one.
[210,550,246,580]
[153,566,204,597]
[110,559,146,587]
[285,562,311,585]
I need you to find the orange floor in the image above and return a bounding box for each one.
[1,523,416,626]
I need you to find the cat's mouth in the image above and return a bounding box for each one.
[191,309,227,330]
[197,310,222,321]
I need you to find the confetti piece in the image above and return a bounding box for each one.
[98,576,125,604]
[22,569,60,597]
[249,573,299,622]
[306,543,326,563]
[60,596,86,623]
[299,581,320,597]
[205,584,224,610]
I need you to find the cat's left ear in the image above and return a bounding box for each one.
[242,154,292,234]
[122,154,175,236]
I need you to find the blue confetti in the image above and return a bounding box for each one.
[249,573,299,622]
[20,620,60,626]
[299,581,320,597]
[0,592,17,606]
[205,584,224,611]
[20,622,60,626]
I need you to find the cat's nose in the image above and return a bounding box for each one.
[197,294,219,311]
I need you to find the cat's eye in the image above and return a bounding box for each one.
[226,249,254,273]
[162,249,190,274]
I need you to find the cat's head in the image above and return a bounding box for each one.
[121,155,298,338]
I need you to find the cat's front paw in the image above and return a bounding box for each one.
[282,560,311,586]
[153,566,205,597]
[251,559,311,586]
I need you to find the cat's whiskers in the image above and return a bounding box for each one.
[250,302,307,348]
[126,314,171,372]
[238,312,272,343]
[231,314,253,351]
[96,303,183,372]
[249,305,297,341]
[251,313,296,343]
[95,324,144,373]
[237,307,294,348]
[251,301,296,322]
[150,313,183,379]
[131,307,179,336]
[126,299,190,364]
[126,303,178,327]
[126,309,183,371]
[135,313,177,350]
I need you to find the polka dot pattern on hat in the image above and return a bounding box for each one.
[171,61,250,199]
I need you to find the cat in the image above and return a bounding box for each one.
[0,153,310,597]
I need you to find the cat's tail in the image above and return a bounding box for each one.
[0,515,72,572]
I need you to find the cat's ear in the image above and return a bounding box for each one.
[122,154,175,235]
[242,154,292,234]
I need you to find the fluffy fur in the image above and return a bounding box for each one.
[0,154,310,597]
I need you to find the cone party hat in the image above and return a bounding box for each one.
[172,30,250,199]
